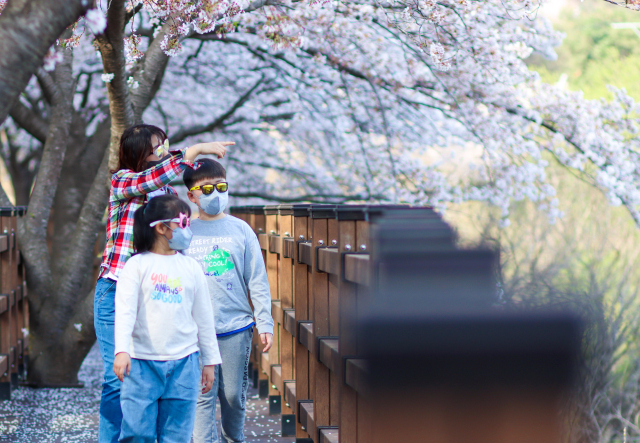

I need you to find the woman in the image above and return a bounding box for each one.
[94,124,232,443]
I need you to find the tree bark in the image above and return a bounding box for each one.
[0,0,88,125]
[95,0,135,171]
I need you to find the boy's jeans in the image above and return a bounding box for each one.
[94,277,122,443]
[120,352,200,443]
[192,328,253,443]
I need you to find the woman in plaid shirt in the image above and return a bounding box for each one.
[94,124,232,443]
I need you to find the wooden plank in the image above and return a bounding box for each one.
[283,238,295,258]
[271,364,283,393]
[318,338,339,374]
[311,216,331,431]
[293,214,310,440]
[317,248,340,275]
[0,215,13,384]
[0,296,8,315]
[284,381,297,406]
[330,370,340,426]
[266,213,280,397]
[338,218,358,443]
[280,329,294,412]
[357,394,372,443]
[283,309,296,337]
[298,321,314,355]
[344,255,370,286]
[0,235,7,253]
[269,235,281,254]
[258,233,268,250]
[261,352,270,374]
[299,242,312,266]
[345,359,368,396]
[0,355,7,377]
[272,300,283,326]
[320,428,340,443]
[299,401,316,438]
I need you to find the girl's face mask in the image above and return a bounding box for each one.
[198,190,228,216]
[150,213,193,250]
[165,225,193,251]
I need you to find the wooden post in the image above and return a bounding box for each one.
[361,210,579,443]
[335,206,366,443]
[292,205,311,440]
[9,210,19,385]
[309,205,335,440]
[0,209,13,399]
[265,206,281,413]
[278,206,295,422]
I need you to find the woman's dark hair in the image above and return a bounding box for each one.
[113,124,168,173]
[183,158,227,190]
[133,194,191,254]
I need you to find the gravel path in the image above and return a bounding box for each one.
[0,345,293,443]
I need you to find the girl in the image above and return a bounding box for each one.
[95,123,233,443]
[113,194,221,443]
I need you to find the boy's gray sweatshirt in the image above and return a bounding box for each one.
[184,215,274,335]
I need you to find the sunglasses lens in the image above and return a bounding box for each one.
[216,183,228,193]
[180,219,188,229]
[201,185,215,195]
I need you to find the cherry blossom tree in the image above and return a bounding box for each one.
[0,0,639,384]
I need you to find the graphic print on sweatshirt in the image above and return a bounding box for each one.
[151,272,183,303]
[186,237,236,286]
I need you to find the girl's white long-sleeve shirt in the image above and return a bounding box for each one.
[115,252,222,366]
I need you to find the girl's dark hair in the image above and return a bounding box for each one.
[113,124,168,173]
[133,194,191,254]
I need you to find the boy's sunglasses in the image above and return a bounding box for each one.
[189,182,228,195]
[149,212,190,229]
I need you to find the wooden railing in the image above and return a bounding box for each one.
[0,207,28,400]
[232,203,581,443]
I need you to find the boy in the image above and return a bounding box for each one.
[183,158,274,443]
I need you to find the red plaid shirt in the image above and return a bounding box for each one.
[99,150,198,280]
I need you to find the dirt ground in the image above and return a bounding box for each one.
[0,344,294,443]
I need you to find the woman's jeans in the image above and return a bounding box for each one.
[94,277,121,443]
[120,352,200,443]
[192,328,253,443]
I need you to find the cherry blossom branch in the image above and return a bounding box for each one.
[169,76,264,144]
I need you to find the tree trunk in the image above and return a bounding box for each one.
[0,0,88,126]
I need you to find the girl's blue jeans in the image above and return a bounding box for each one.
[94,277,122,443]
[119,352,200,443]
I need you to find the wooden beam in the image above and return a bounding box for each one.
[299,242,312,266]
[283,309,296,337]
[269,234,281,254]
[258,233,268,250]
[344,255,369,286]
[317,248,340,275]
[283,238,295,258]
[298,321,315,355]
[318,338,340,374]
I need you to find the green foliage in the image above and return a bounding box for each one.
[529,1,640,100]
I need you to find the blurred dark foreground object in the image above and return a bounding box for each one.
[359,213,582,443]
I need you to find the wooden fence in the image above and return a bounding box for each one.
[0,207,28,400]
[231,203,580,443]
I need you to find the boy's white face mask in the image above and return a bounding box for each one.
[198,190,228,216]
